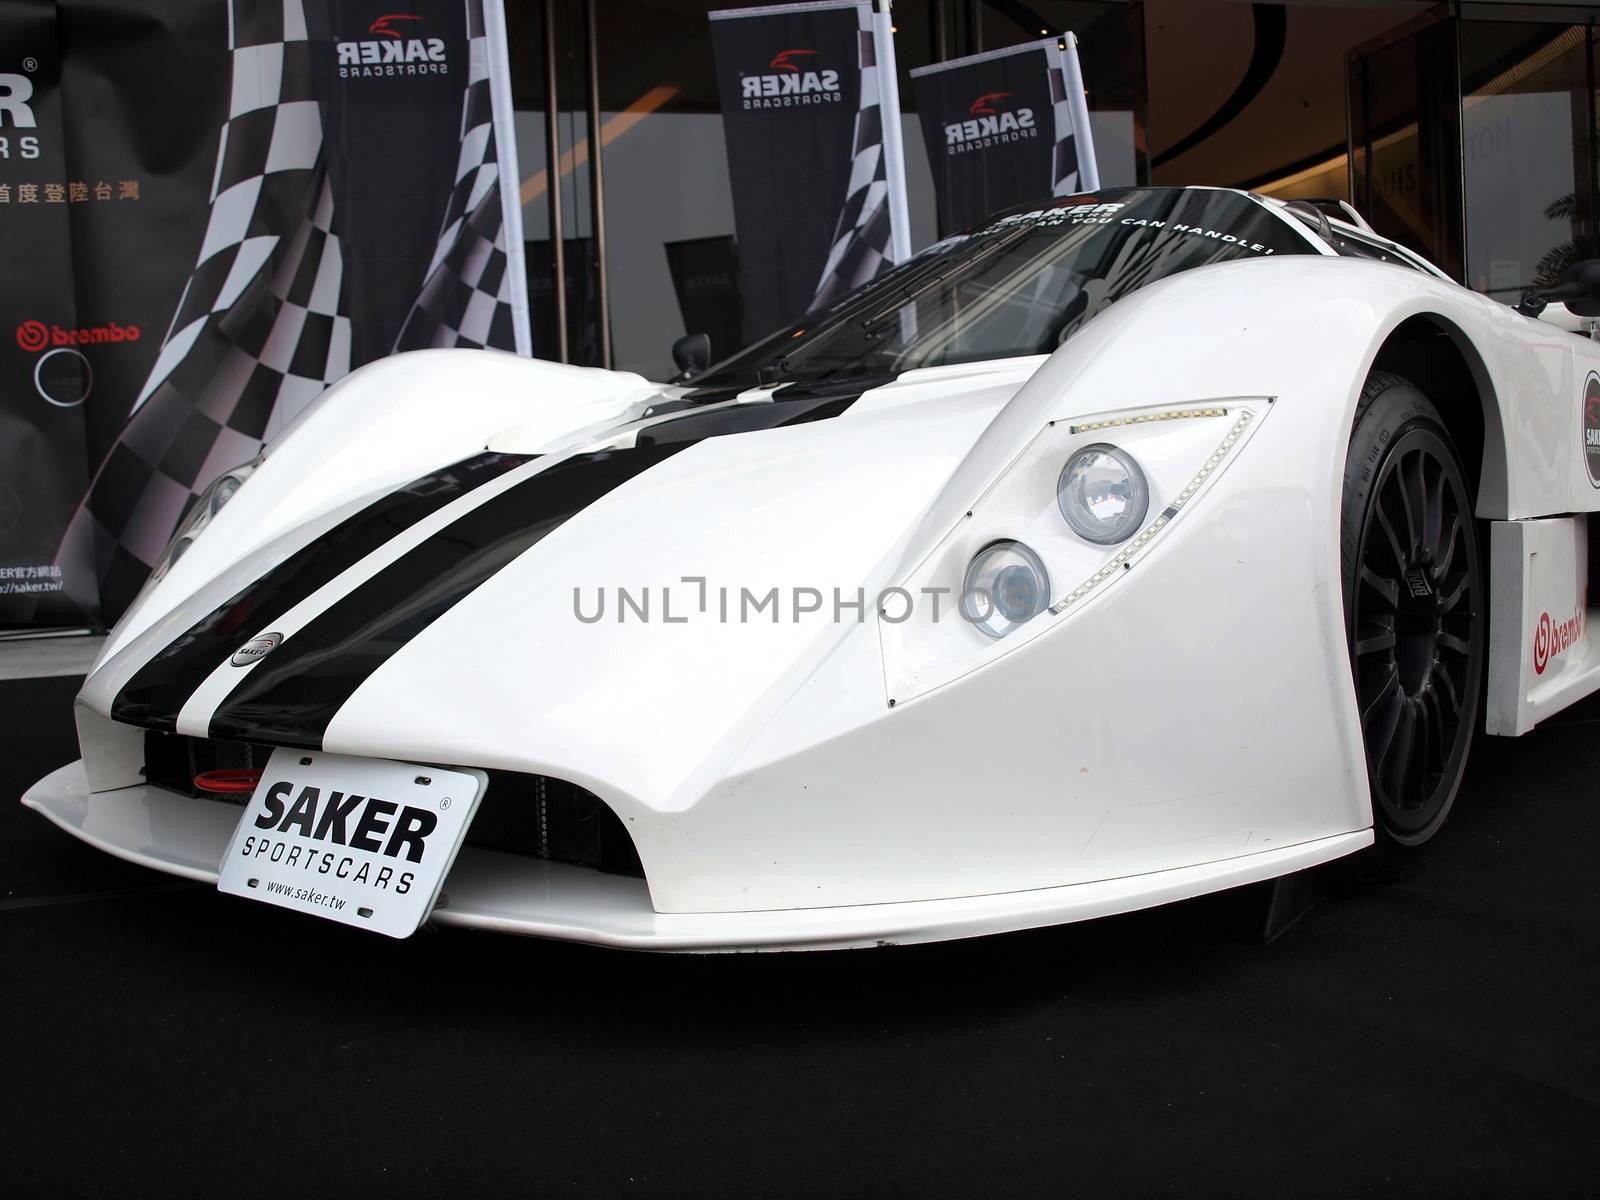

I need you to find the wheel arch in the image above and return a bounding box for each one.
[1368,312,1510,515]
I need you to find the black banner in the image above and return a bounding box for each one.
[0,0,227,626]
[309,1,472,366]
[710,1,894,343]
[911,37,1093,236]
[664,235,742,366]
[0,0,527,627]
[0,3,81,624]
[526,237,599,366]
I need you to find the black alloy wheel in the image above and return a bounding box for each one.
[1342,372,1484,871]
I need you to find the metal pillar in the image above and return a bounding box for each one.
[543,0,568,362]
[584,0,611,367]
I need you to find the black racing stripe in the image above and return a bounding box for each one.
[205,444,691,749]
[111,453,534,731]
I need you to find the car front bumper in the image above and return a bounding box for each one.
[24,760,1371,951]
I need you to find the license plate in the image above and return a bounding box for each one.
[217,748,486,938]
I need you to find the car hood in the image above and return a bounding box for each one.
[86,359,1039,808]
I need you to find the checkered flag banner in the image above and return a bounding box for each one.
[57,0,347,612]
[395,2,531,353]
[1050,33,1100,196]
[53,0,529,618]
[807,4,892,312]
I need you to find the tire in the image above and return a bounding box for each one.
[1341,371,1484,877]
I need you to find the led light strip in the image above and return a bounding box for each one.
[1049,408,1256,615]
[1069,406,1229,434]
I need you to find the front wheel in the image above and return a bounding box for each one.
[1341,372,1484,875]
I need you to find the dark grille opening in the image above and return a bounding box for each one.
[140,731,644,877]
[471,772,644,878]
[142,730,269,805]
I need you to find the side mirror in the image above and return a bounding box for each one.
[671,332,711,379]
[1520,259,1600,318]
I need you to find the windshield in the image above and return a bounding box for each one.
[692,187,1313,390]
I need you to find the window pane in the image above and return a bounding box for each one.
[1349,15,1462,276]
[1461,23,1593,301]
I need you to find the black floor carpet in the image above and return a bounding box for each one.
[2,675,1596,1197]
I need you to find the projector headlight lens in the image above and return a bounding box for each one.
[147,456,260,584]
[209,473,244,515]
[961,541,1050,639]
[1057,443,1149,545]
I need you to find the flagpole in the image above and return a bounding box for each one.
[483,0,532,356]
[1058,31,1100,192]
[872,0,914,262]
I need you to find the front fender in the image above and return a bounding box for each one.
[666,257,1529,912]
[901,254,1547,571]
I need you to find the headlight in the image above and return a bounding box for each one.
[961,541,1050,639]
[1057,444,1148,544]
[880,402,1267,706]
[147,457,259,583]
[209,473,244,514]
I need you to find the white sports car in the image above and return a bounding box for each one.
[24,186,1600,949]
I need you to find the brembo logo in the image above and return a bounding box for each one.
[231,632,283,667]
[945,90,1036,152]
[15,319,140,351]
[740,48,841,109]
[336,13,448,78]
[1533,605,1583,676]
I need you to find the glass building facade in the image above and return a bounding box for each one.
[503,1,1600,378]
[1351,8,1600,304]
[504,1,1144,378]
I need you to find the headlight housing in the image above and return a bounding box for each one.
[879,400,1269,705]
[147,457,261,584]
[1057,444,1148,544]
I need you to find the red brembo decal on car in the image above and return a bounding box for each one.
[1533,603,1584,675]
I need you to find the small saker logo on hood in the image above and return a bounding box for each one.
[232,632,283,668]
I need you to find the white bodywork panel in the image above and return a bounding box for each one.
[1487,517,1596,735]
[27,198,1600,948]
[96,352,660,668]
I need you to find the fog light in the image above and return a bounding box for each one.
[962,541,1050,639]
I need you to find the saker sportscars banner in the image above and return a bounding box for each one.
[710,0,911,344]
[911,34,1100,237]
[0,0,529,628]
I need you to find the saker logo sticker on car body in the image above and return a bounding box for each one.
[1584,371,1600,487]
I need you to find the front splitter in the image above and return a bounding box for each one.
[24,760,1372,952]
